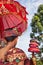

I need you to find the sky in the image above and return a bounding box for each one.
[16,0,43,57]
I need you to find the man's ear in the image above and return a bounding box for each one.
[18,61,24,65]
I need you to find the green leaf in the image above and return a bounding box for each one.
[38,4,43,12]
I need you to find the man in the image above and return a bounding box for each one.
[0,29,30,65]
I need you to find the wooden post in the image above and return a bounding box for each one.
[32,52,36,65]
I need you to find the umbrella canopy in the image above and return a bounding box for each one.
[28,48,40,53]
[0,14,22,30]
[0,0,28,38]
[28,40,40,53]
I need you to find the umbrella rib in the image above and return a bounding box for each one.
[8,14,22,28]
[8,15,15,28]
[4,15,10,29]
[15,21,23,27]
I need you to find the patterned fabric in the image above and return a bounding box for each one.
[6,48,27,62]
[0,48,27,65]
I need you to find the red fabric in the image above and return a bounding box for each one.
[28,48,40,53]
[24,59,30,65]
[0,1,28,38]
[7,48,25,55]
[18,11,27,21]
[0,16,4,31]
[18,8,27,21]
[10,4,17,12]
[0,63,4,65]
[5,62,17,65]
[0,16,4,38]
[0,0,7,1]
[0,14,27,38]
[4,4,16,12]
[1,14,22,30]
[17,21,27,33]
[0,60,4,65]
[14,1,26,10]
[29,42,39,46]
[30,45,38,48]
[0,4,2,8]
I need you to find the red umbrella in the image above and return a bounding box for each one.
[28,40,40,53]
[0,0,28,39]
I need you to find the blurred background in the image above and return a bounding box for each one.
[15,0,43,57]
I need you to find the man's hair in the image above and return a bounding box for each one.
[5,36,17,42]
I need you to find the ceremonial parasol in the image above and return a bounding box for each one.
[28,39,40,65]
[0,0,28,39]
[28,39,40,53]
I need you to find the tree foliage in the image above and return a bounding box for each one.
[30,4,43,43]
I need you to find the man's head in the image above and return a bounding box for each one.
[0,28,22,48]
[4,28,21,41]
